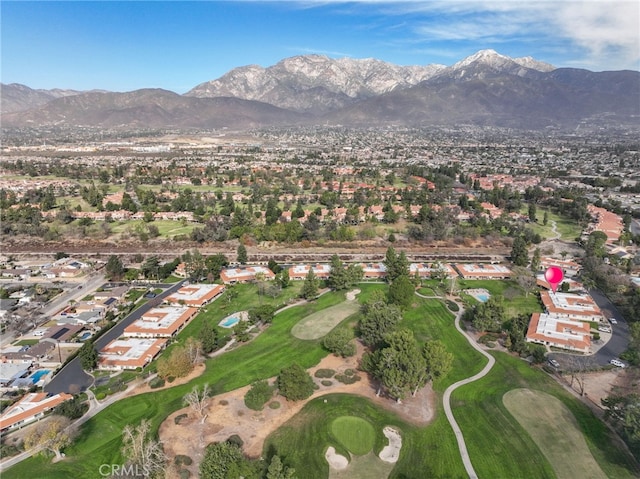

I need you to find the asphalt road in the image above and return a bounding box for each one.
[549,288,630,369]
[44,280,185,395]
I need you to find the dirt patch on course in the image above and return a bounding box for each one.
[503,388,607,479]
[159,342,435,475]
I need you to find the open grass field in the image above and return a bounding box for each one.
[330,416,376,455]
[522,207,584,241]
[291,299,360,340]
[503,388,608,479]
[451,352,640,479]
[109,219,197,238]
[329,452,396,479]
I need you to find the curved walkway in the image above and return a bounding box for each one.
[442,299,496,479]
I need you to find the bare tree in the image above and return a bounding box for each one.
[183,383,211,423]
[23,415,76,460]
[184,337,203,365]
[565,354,593,396]
[121,419,167,478]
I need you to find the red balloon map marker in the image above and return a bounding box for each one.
[544,266,564,292]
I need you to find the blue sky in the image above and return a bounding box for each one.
[2,1,638,93]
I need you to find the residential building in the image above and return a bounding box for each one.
[0,392,73,432]
[98,338,168,370]
[220,266,275,284]
[525,312,591,353]
[539,291,604,322]
[124,305,198,338]
[358,263,387,279]
[165,283,225,307]
[453,263,512,279]
[288,264,331,280]
[409,263,458,279]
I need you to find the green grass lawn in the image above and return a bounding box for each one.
[522,207,583,241]
[452,352,640,479]
[109,220,197,238]
[330,416,376,455]
[504,388,607,479]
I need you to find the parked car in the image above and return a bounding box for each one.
[609,318,617,324]
[610,359,626,368]
[548,358,560,368]
[598,325,612,333]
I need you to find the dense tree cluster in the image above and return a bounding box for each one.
[277,363,315,401]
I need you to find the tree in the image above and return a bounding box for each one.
[528,202,537,222]
[24,415,76,460]
[249,304,276,324]
[156,345,194,379]
[300,268,319,299]
[383,247,410,283]
[266,455,297,479]
[78,342,98,371]
[530,247,541,273]
[512,266,537,297]
[200,323,219,354]
[374,329,427,401]
[387,275,415,309]
[277,363,315,401]
[121,419,166,479]
[510,236,529,267]
[53,395,88,420]
[429,260,449,284]
[200,441,253,479]
[601,393,640,451]
[327,254,348,290]
[422,340,453,382]
[470,296,506,332]
[236,243,248,264]
[183,249,206,281]
[205,253,228,280]
[359,299,402,348]
[183,384,210,423]
[323,327,356,357]
[543,210,549,226]
[105,255,124,281]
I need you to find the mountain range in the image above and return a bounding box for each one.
[2,49,639,130]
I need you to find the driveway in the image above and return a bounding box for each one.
[44,280,185,395]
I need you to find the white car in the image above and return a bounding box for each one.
[610,359,625,368]
[548,359,560,368]
[598,325,611,333]
[609,318,618,324]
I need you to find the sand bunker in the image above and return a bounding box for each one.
[325,446,349,470]
[378,426,402,463]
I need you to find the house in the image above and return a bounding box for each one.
[98,338,168,370]
[165,284,225,307]
[539,291,604,322]
[220,266,275,284]
[288,264,331,280]
[409,263,458,279]
[525,312,591,353]
[453,263,512,279]
[358,263,387,279]
[124,305,198,338]
[0,392,73,432]
[0,362,32,386]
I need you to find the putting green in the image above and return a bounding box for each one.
[291,300,360,340]
[503,388,607,479]
[330,416,375,456]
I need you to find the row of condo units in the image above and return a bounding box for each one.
[0,256,91,281]
[525,287,604,354]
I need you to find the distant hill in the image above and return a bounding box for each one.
[3,50,639,130]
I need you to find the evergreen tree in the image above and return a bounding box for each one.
[387,275,415,309]
[510,236,529,267]
[530,247,541,273]
[300,268,319,299]
[236,243,248,264]
[78,342,98,371]
[105,255,125,280]
[327,254,347,290]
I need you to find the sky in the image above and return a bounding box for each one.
[2,1,639,93]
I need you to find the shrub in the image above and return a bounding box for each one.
[219,399,229,406]
[321,380,332,387]
[314,368,336,378]
[149,377,165,389]
[226,435,244,448]
[244,380,274,411]
[175,455,193,466]
[335,374,361,385]
[179,469,191,479]
[95,392,106,400]
[446,300,459,312]
[268,401,281,409]
[344,368,355,377]
[174,413,188,425]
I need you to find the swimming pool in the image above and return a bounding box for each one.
[29,370,50,384]
[219,317,239,328]
[476,294,490,302]
[79,332,92,341]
